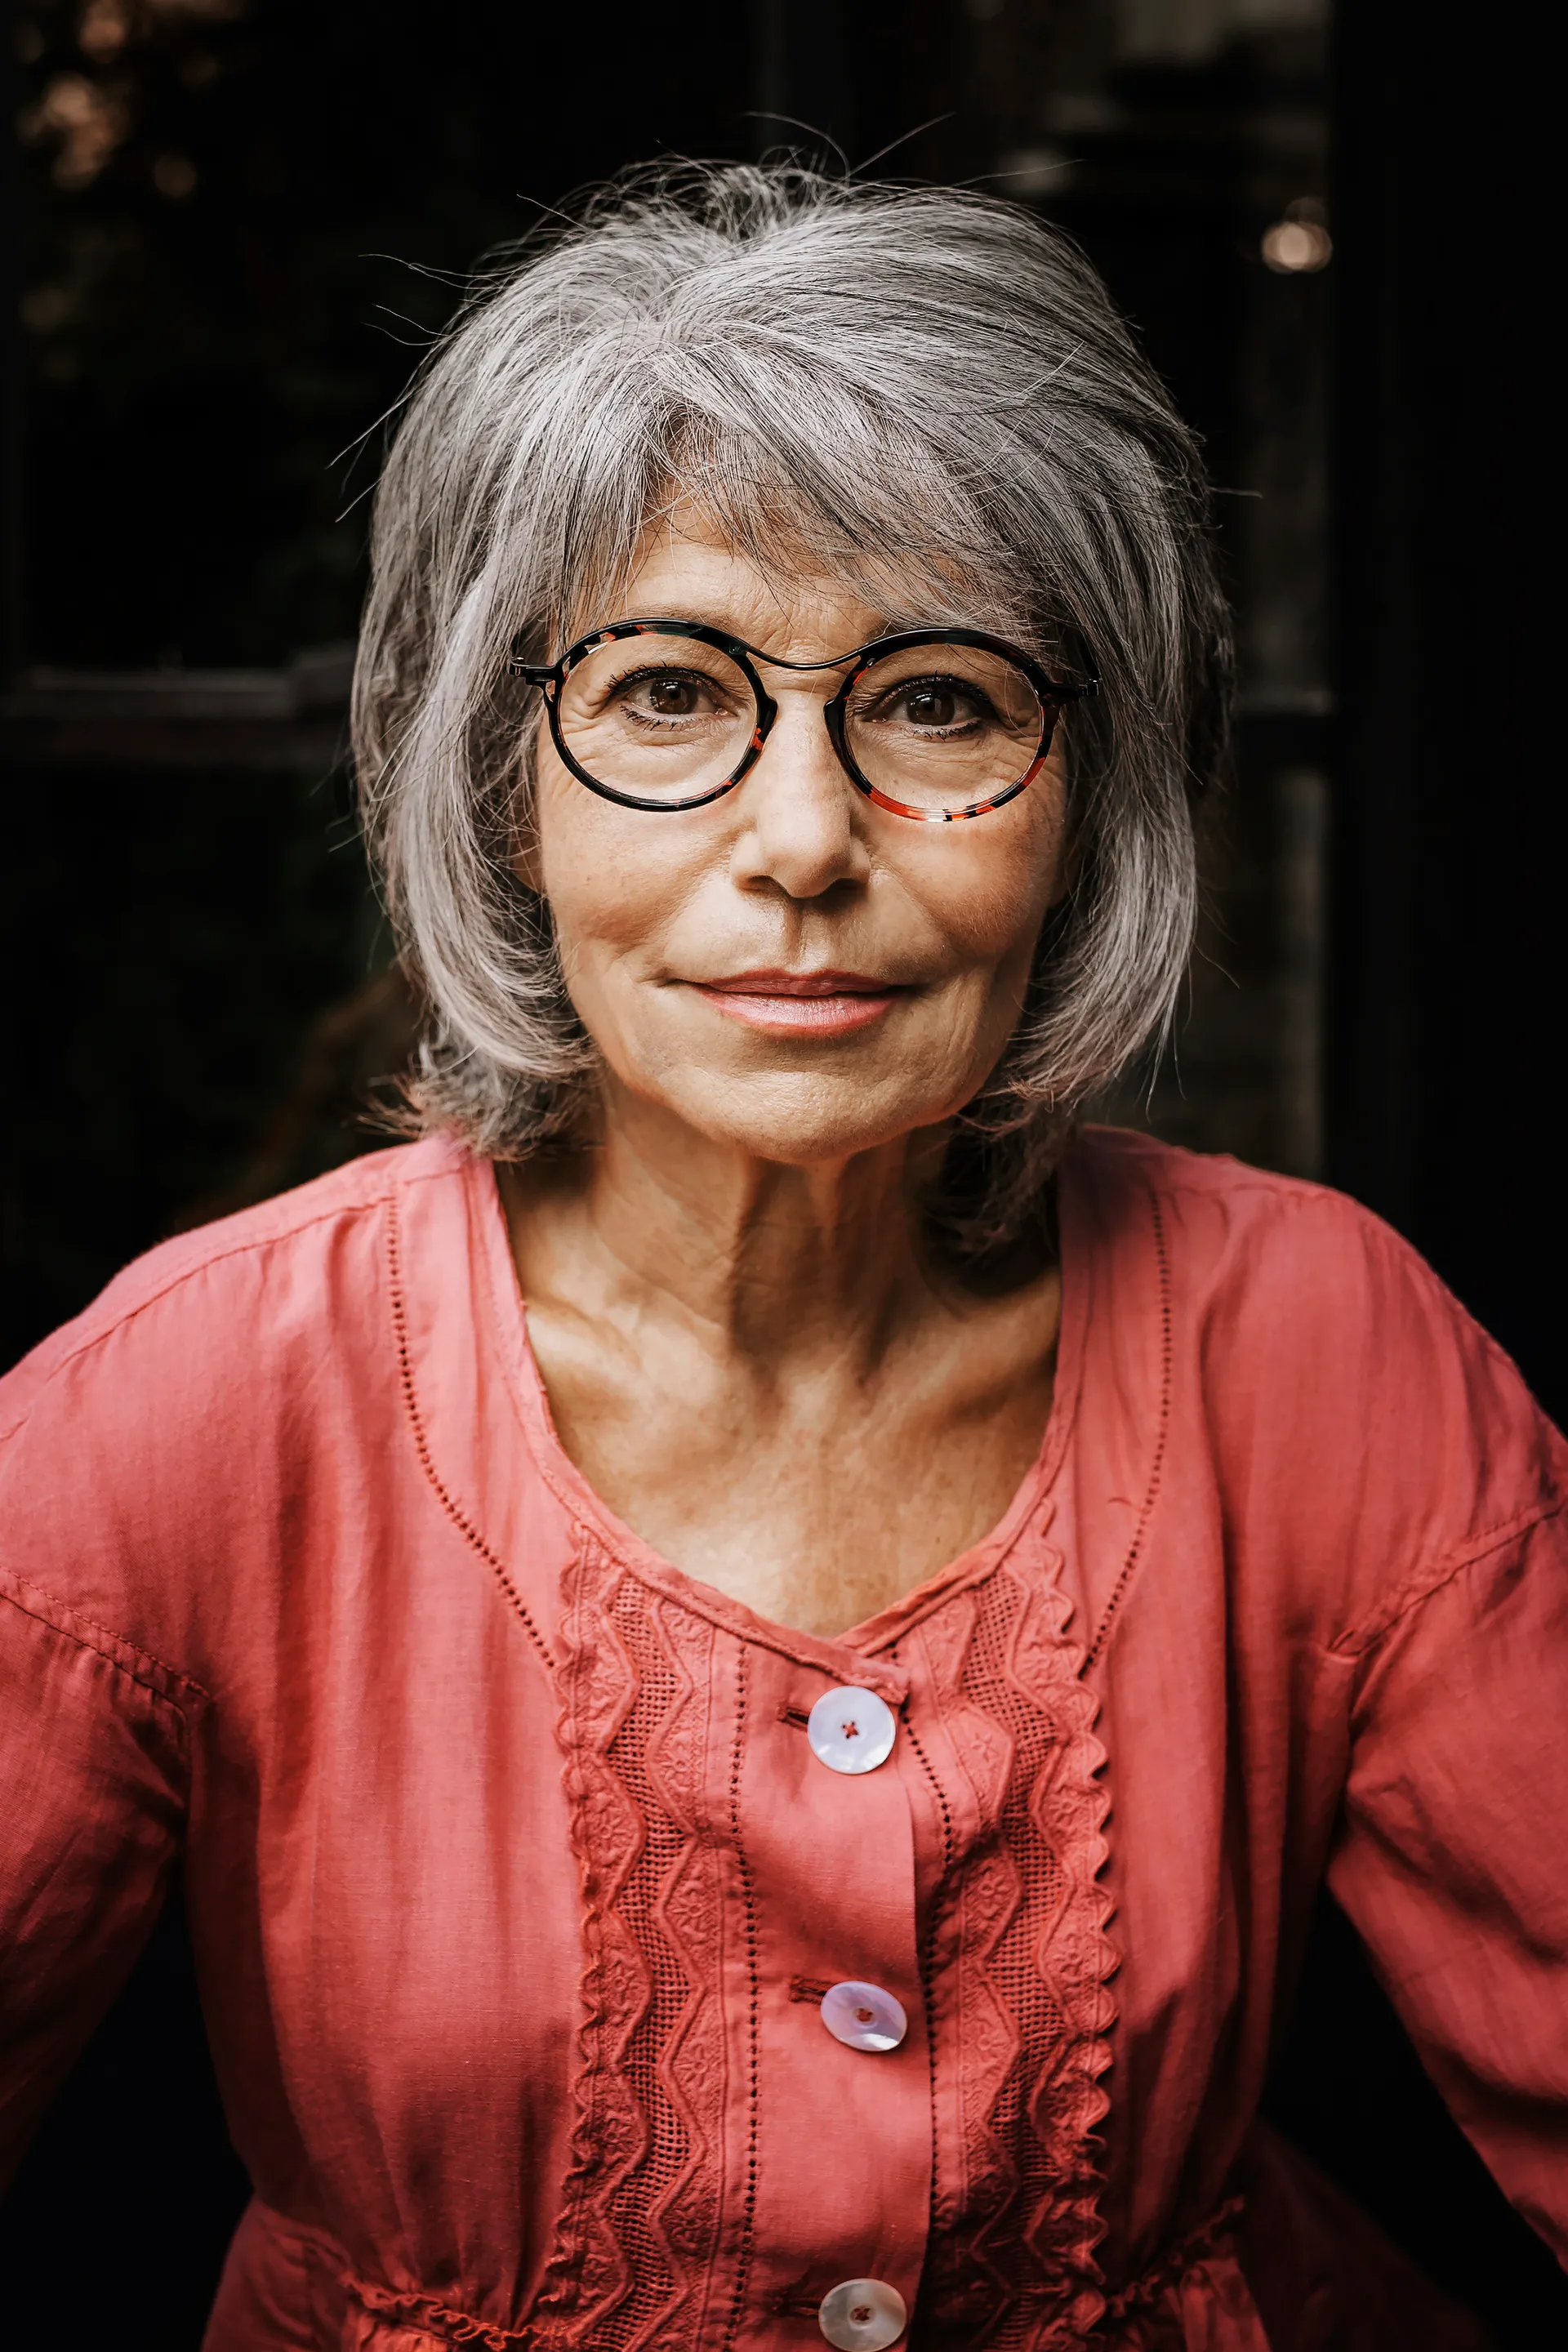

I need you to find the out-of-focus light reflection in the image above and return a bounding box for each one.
[1262,217,1333,274]
[21,72,130,189]
[79,0,132,64]
[154,152,199,199]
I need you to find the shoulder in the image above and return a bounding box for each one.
[0,1136,479,1676]
[1074,1124,1490,1348]
[1,1134,467,1442]
[1071,1127,1568,1632]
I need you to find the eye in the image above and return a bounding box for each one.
[612,666,731,723]
[883,675,988,732]
[902,681,963,728]
[635,672,703,717]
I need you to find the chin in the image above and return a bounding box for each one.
[667,1066,978,1165]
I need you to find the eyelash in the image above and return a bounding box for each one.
[866,678,991,727]
[608,666,728,706]
[596,662,999,733]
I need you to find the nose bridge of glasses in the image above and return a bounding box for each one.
[746,640,865,676]
[746,647,866,750]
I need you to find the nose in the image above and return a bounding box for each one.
[728,684,871,902]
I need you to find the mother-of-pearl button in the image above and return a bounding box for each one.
[806,1686,898,1774]
[820,1980,908,2053]
[818,2278,907,2351]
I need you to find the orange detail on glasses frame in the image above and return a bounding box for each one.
[506,617,1098,822]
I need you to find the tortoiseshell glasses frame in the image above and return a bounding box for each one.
[507,617,1098,822]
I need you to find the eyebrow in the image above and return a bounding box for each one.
[585,610,899,661]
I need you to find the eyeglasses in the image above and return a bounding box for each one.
[508,618,1096,823]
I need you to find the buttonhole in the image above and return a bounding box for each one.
[768,2293,825,2321]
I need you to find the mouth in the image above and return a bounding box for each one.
[687,968,908,1037]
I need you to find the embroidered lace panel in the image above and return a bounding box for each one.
[536,1528,1114,2352]
[915,1544,1116,2350]
[533,1539,732,2352]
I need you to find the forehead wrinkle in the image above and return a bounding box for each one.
[575,484,1025,661]
[612,532,891,662]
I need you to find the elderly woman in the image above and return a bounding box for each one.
[1,166,1564,2352]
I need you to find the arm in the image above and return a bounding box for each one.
[0,1573,193,2186]
[1326,1505,1568,2259]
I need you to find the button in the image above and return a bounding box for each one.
[806,1686,897,1774]
[818,2278,907,2350]
[820,1980,907,2053]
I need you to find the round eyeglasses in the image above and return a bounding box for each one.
[508,619,1096,823]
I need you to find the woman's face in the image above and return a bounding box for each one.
[523,528,1071,1167]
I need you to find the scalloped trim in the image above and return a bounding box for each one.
[528,1530,733,2351]
[915,1528,1119,2348]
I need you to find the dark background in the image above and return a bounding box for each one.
[2,0,1562,2342]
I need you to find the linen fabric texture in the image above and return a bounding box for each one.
[2,1128,1565,2351]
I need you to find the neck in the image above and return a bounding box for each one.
[506,1080,953,1375]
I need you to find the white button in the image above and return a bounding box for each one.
[820,1980,908,2053]
[806,1686,897,1774]
[818,2278,907,2351]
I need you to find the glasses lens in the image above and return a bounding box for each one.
[843,643,1049,815]
[555,632,756,804]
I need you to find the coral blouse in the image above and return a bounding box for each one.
[2,1129,1566,2352]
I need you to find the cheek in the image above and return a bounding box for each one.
[529,743,1066,1006]
[899,791,1066,980]
[532,763,700,983]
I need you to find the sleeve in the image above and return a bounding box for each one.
[0,1342,198,2186]
[1325,1502,1568,2260]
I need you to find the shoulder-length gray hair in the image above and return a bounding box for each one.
[354,161,1231,1248]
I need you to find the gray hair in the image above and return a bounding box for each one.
[354,161,1231,1246]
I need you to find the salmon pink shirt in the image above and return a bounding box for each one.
[2,1128,1566,2351]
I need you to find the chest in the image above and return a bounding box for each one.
[523,1296,1061,1638]
[211,1503,1219,2339]
[191,1374,1354,2340]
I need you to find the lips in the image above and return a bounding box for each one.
[688,968,907,1036]
[699,969,898,997]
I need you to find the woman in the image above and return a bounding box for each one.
[1,165,1563,2351]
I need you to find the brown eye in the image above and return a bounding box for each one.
[889,675,988,732]
[905,683,960,728]
[645,674,700,715]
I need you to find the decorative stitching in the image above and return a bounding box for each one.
[898,1679,956,2314]
[916,1542,1117,2350]
[531,1535,731,2351]
[385,1197,555,1674]
[720,1641,762,2352]
[1,1151,431,1431]
[901,1700,956,1878]
[1331,1490,1568,1655]
[1085,1180,1171,1673]
[0,1570,210,1718]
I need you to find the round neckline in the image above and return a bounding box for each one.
[468,1146,1091,1673]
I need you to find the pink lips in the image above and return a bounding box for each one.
[689,969,905,1036]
